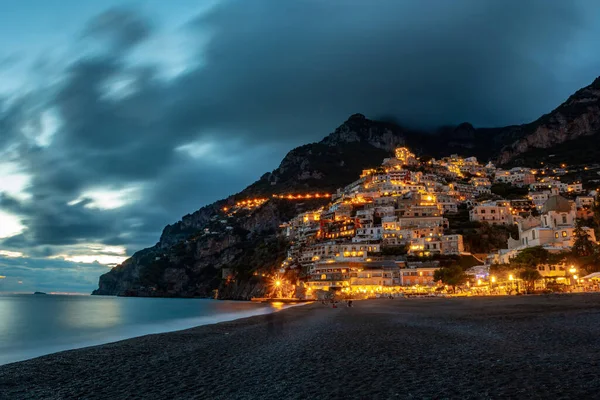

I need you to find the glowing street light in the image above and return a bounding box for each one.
[569,266,577,274]
[508,274,514,281]
[275,280,282,287]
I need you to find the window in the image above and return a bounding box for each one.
[320,274,326,280]
[532,231,536,240]
[538,266,545,271]
[491,209,496,214]
[481,210,486,214]
[562,215,567,224]
[549,266,556,271]
[555,232,559,239]
[562,231,567,237]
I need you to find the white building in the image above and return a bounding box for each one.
[576,196,595,209]
[469,201,513,225]
[508,195,596,251]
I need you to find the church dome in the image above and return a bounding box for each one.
[542,195,572,214]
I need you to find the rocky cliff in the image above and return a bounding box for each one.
[93,113,418,298]
[94,76,600,298]
[495,77,600,164]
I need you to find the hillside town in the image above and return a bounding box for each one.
[258,147,600,299]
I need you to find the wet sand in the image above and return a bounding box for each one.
[2,294,600,399]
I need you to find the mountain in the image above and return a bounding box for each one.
[93,114,417,298]
[495,77,600,165]
[93,76,600,298]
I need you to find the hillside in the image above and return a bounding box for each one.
[93,77,600,299]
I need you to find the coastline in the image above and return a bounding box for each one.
[0,297,302,367]
[2,294,600,399]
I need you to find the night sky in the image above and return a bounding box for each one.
[1,0,600,293]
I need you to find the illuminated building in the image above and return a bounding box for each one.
[394,147,417,166]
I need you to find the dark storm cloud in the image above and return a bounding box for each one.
[2,0,600,293]
[177,0,594,137]
[82,7,153,52]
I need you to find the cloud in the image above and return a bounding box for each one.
[82,7,153,52]
[2,1,600,293]
[0,53,21,69]
[178,0,598,134]
[0,255,109,293]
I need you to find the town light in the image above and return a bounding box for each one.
[569,266,577,274]
[573,275,578,280]
[491,276,496,283]
[508,274,514,281]
[275,280,281,287]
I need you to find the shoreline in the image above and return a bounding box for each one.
[0,298,305,367]
[2,294,600,399]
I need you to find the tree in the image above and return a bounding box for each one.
[490,183,528,199]
[512,246,550,268]
[519,268,542,293]
[593,194,600,233]
[567,220,600,273]
[572,219,595,257]
[490,263,518,281]
[434,266,467,293]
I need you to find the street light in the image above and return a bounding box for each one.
[508,274,515,294]
[490,276,496,293]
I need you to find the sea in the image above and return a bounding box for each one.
[0,294,287,366]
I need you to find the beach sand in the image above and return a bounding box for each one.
[1,294,600,399]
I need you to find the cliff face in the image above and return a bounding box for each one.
[93,113,422,298]
[243,113,419,196]
[496,77,600,164]
[94,77,600,299]
[93,199,316,298]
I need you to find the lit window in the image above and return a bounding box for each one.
[562,231,567,237]
[555,233,559,239]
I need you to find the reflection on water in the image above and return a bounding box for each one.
[271,301,285,310]
[62,296,123,329]
[0,297,15,339]
[0,294,286,365]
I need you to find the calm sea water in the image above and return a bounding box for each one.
[0,294,285,366]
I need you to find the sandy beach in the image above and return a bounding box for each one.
[2,294,600,399]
